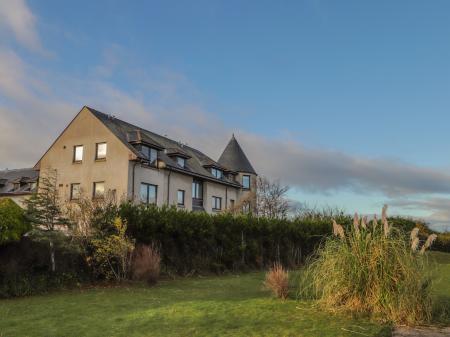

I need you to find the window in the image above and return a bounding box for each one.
[242,202,250,213]
[176,157,186,168]
[96,142,107,160]
[141,145,158,164]
[73,145,83,162]
[177,190,185,206]
[242,175,250,189]
[70,183,81,200]
[211,168,223,179]
[140,183,157,204]
[212,196,222,210]
[192,180,203,199]
[93,181,105,198]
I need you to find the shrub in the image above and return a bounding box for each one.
[0,198,30,245]
[132,243,161,285]
[264,263,289,299]
[91,217,135,281]
[298,207,434,325]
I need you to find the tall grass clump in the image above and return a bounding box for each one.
[264,263,289,299]
[132,243,161,285]
[299,206,436,325]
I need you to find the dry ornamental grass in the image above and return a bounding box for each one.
[264,263,289,299]
[299,205,439,325]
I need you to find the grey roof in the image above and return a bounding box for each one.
[0,168,38,195]
[218,135,257,175]
[87,107,241,187]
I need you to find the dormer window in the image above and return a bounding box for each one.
[211,168,223,179]
[140,145,158,164]
[176,156,186,168]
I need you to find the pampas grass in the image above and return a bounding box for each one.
[299,207,433,325]
[264,263,289,299]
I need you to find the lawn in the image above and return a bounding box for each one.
[0,252,448,337]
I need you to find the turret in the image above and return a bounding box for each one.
[218,135,257,212]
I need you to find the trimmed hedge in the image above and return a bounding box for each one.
[0,236,89,298]
[119,204,349,274]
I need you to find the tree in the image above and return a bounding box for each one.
[25,169,68,272]
[0,198,30,245]
[256,176,290,219]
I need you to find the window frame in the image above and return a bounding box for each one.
[140,183,157,205]
[70,183,81,200]
[177,189,185,206]
[212,196,222,211]
[73,145,83,163]
[176,156,186,168]
[93,181,105,199]
[140,145,158,165]
[95,142,107,160]
[242,175,251,189]
[211,168,223,179]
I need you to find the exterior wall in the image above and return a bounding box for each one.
[38,107,132,202]
[130,165,194,209]
[204,180,239,213]
[235,172,258,211]
[130,164,239,213]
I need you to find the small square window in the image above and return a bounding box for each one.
[93,181,105,198]
[96,142,107,160]
[73,145,83,162]
[242,175,250,189]
[141,145,158,165]
[177,190,185,206]
[211,168,223,179]
[212,196,222,210]
[140,183,157,204]
[70,183,81,200]
[176,157,185,168]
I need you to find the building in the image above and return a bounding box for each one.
[0,168,38,207]
[34,106,257,213]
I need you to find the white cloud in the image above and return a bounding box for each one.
[0,0,44,53]
[0,3,450,230]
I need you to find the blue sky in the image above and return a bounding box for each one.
[1,0,450,230]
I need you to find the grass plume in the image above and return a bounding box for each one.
[299,207,433,325]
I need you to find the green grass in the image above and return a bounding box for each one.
[0,252,448,337]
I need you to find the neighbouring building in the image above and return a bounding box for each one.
[34,106,257,213]
[0,168,38,207]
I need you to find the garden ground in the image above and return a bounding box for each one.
[0,252,449,337]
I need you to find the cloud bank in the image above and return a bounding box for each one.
[1,0,450,231]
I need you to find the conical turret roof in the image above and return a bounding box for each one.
[218,135,256,174]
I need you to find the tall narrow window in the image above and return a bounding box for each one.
[93,181,105,198]
[192,180,203,199]
[212,196,222,210]
[242,175,250,189]
[229,199,235,210]
[73,145,83,162]
[70,183,81,200]
[140,183,157,204]
[177,190,185,206]
[96,142,107,160]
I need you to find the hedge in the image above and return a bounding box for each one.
[119,204,349,274]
